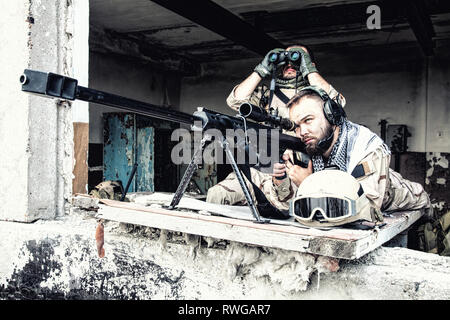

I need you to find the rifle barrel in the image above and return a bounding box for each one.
[76,86,196,125]
[20,69,197,126]
[20,69,307,156]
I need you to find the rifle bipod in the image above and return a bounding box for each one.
[167,135,270,224]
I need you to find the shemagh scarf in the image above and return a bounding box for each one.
[275,76,308,90]
[311,119,390,174]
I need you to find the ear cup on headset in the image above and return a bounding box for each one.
[298,86,346,126]
[295,85,346,152]
[323,98,346,126]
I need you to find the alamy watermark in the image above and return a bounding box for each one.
[170,122,281,174]
[367,4,381,30]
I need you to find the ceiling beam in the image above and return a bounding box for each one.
[241,1,402,33]
[401,0,436,56]
[149,0,284,56]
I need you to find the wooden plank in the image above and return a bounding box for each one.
[98,205,312,255]
[98,198,368,241]
[352,210,423,259]
[91,197,424,260]
[72,122,89,194]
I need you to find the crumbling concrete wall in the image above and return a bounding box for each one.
[1,210,449,300]
[426,152,450,216]
[0,1,75,221]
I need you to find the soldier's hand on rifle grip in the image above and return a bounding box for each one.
[273,154,290,181]
[286,158,313,187]
[296,152,311,169]
[271,154,290,186]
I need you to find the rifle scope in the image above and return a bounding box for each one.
[238,103,297,132]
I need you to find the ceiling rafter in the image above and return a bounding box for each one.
[149,0,284,56]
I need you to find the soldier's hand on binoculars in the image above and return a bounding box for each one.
[297,47,318,78]
[254,48,284,79]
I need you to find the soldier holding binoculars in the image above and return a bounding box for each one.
[227,45,345,119]
[206,45,346,208]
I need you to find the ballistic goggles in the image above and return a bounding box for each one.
[290,191,369,223]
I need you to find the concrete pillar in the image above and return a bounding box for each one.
[0,1,84,222]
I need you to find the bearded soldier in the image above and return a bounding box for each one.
[272,86,432,220]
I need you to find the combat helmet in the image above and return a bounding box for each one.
[289,169,382,227]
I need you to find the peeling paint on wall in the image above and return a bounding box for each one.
[136,126,154,192]
[0,236,185,299]
[426,152,450,216]
[103,113,136,184]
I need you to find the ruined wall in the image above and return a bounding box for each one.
[320,44,427,152]
[87,28,186,191]
[0,1,75,222]
[88,28,183,145]
[180,58,263,116]
[0,212,449,300]
[426,42,450,152]
[426,152,450,216]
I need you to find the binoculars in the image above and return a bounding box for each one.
[268,50,301,65]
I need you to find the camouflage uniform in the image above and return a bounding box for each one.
[269,146,431,216]
[206,83,345,209]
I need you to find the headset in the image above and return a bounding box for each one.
[294,86,347,152]
[299,85,346,126]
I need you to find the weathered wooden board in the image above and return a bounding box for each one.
[72,123,89,194]
[92,196,424,260]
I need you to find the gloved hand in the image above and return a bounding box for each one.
[254,48,284,79]
[295,47,318,78]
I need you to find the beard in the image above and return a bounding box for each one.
[305,123,334,156]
